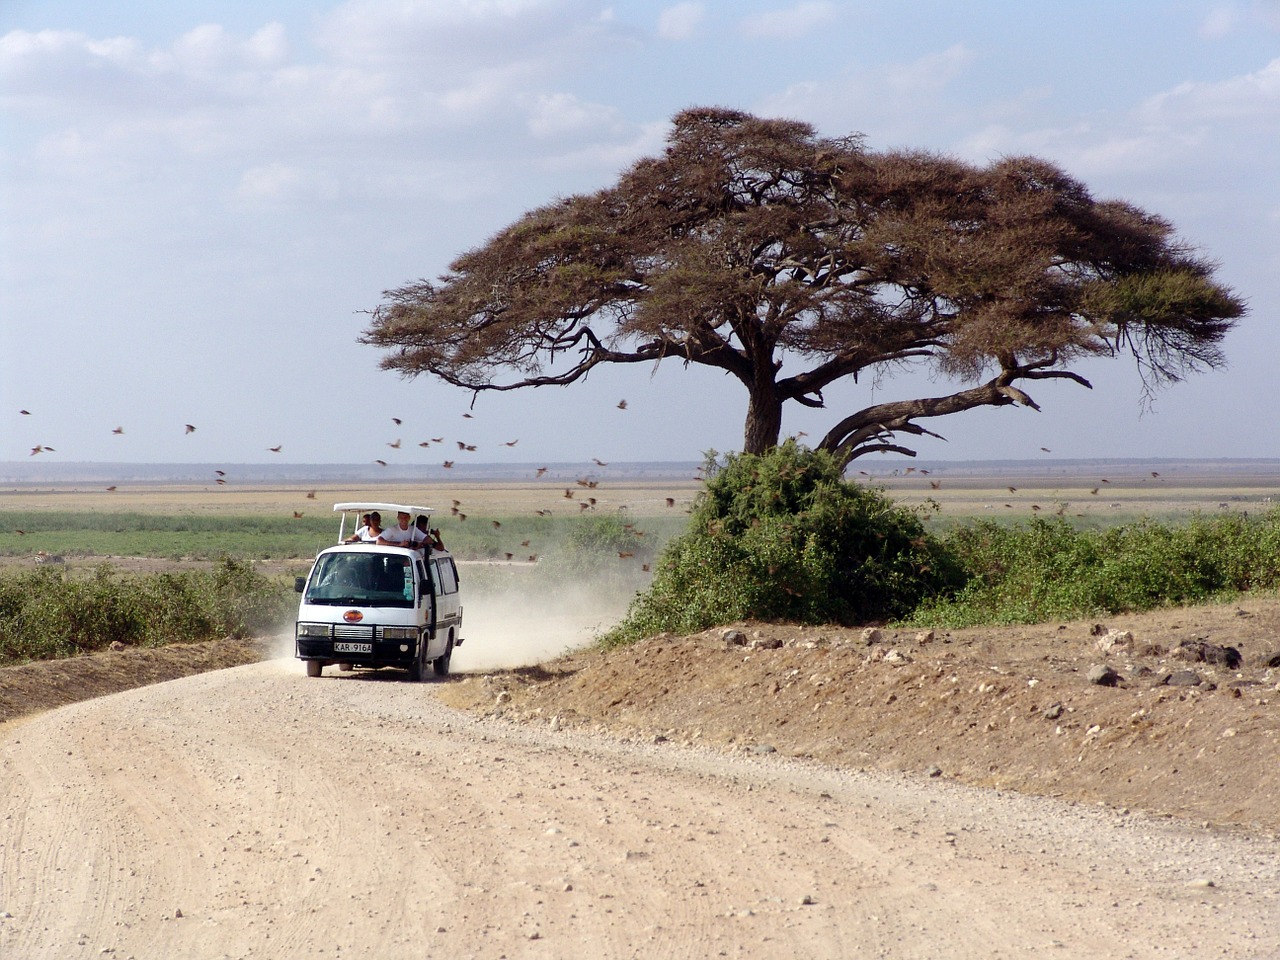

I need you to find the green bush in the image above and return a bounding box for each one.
[603,442,963,645]
[908,508,1280,628]
[0,558,296,666]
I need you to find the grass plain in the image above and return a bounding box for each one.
[2,462,1278,563]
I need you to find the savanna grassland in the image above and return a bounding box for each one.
[3,464,1280,833]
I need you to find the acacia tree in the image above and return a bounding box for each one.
[362,107,1245,465]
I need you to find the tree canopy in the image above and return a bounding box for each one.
[362,107,1245,465]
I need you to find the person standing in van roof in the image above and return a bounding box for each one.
[416,514,445,552]
[346,512,382,543]
[378,511,426,550]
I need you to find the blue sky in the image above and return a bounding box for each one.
[3,0,1278,466]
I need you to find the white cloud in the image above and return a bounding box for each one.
[738,1,838,41]
[1140,57,1280,125]
[755,44,976,146]
[536,118,668,173]
[657,3,705,41]
[526,92,619,138]
[1200,4,1242,37]
[883,44,974,95]
[235,162,338,203]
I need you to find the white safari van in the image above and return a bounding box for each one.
[294,502,463,680]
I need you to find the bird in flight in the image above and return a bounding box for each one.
[664,497,675,507]
[375,459,387,466]
[504,439,519,447]
[292,511,303,519]
[106,485,117,492]
[617,400,627,410]
[535,467,548,477]
[185,424,196,434]
[306,490,316,499]
[29,445,43,456]
[269,445,282,453]
[388,439,401,449]
[930,480,942,489]
[19,409,31,415]
[392,417,402,425]
[442,460,454,469]
[593,458,608,466]
[112,426,124,435]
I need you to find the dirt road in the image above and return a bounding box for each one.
[2,660,1278,960]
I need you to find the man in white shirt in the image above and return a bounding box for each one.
[377,511,426,550]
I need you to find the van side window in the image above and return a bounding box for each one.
[433,557,459,595]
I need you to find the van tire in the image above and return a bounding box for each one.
[408,644,426,683]
[433,634,454,678]
[306,660,322,678]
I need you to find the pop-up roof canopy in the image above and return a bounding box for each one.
[333,502,434,516]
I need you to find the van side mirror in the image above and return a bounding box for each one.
[295,577,306,593]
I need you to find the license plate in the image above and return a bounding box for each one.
[334,642,372,654]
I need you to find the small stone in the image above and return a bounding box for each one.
[800,894,816,905]
[1095,629,1134,654]
[861,627,883,645]
[915,630,935,645]
[1166,670,1203,687]
[722,629,748,646]
[1043,702,1064,720]
[925,765,943,778]
[1087,664,1121,686]
[1186,878,1216,889]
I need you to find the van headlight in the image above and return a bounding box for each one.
[381,626,417,641]
[297,623,331,638]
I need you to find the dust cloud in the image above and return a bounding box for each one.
[450,576,637,672]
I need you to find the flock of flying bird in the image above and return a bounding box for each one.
[14,407,1156,550]
[13,401,684,564]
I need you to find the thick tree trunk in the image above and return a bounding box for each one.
[743,385,784,455]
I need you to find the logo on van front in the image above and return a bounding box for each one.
[343,609,364,623]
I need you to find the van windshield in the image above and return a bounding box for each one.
[305,552,414,607]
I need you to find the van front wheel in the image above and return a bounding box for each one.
[433,635,454,678]
[305,660,322,678]
[408,641,427,683]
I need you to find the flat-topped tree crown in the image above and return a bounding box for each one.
[362,107,1244,466]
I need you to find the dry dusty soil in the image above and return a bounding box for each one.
[2,598,1280,959]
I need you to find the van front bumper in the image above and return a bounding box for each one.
[296,623,423,667]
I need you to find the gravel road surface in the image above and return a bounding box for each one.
[2,660,1278,959]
